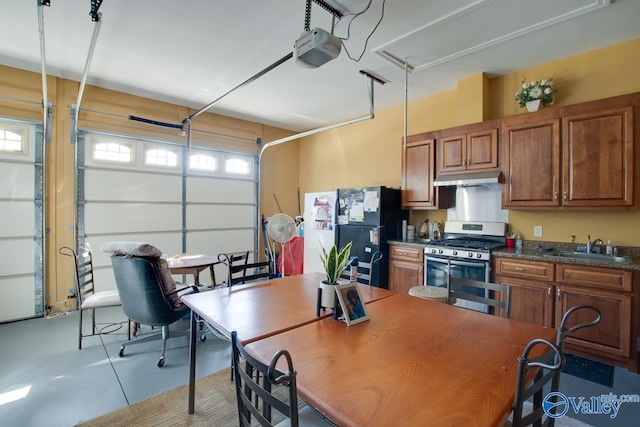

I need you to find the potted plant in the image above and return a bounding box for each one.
[318,241,353,308]
[515,78,556,112]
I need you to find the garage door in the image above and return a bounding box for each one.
[0,119,44,322]
[78,130,257,291]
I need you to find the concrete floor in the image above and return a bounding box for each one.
[0,307,638,427]
[0,307,230,427]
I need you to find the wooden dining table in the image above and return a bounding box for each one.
[246,293,556,427]
[166,254,218,286]
[180,272,396,414]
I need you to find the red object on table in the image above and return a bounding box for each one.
[278,236,304,276]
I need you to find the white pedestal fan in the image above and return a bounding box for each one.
[266,213,297,276]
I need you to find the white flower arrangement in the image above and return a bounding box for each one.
[515,78,556,108]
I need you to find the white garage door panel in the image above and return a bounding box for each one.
[89,233,183,269]
[85,170,181,202]
[187,229,255,255]
[0,201,34,237]
[187,177,254,203]
[0,163,34,198]
[0,239,34,276]
[0,277,35,322]
[187,205,253,229]
[85,203,182,234]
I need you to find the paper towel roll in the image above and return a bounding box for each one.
[402,220,407,240]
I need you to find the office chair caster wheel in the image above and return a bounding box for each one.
[200,334,207,342]
[119,346,125,357]
[157,357,165,368]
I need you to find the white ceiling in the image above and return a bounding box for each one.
[1,0,639,132]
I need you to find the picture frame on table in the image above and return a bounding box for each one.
[335,283,369,326]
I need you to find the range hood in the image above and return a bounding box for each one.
[433,171,502,187]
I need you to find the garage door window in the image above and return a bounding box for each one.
[92,138,134,164]
[0,125,27,154]
[145,145,179,168]
[189,151,218,172]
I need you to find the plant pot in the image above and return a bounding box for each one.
[319,282,337,308]
[526,99,541,112]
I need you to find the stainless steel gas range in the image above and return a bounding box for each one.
[424,221,507,313]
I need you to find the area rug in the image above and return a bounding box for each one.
[78,369,239,427]
[562,354,615,387]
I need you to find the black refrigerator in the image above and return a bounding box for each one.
[335,186,408,289]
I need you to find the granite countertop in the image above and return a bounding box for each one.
[388,239,640,271]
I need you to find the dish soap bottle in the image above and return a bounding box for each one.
[606,240,613,255]
[515,234,523,249]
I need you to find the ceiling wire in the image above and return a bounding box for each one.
[338,0,386,62]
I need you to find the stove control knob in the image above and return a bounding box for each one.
[438,249,444,254]
[431,249,437,254]
[477,253,482,259]
[452,250,457,256]
[468,252,474,258]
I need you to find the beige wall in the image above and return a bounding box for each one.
[299,37,640,247]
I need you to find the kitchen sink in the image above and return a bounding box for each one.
[552,251,629,263]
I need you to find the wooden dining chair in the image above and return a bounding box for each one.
[446,276,512,318]
[509,338,565,427]
[231,331,332,427]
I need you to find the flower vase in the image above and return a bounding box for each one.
[319,282,337,309]
[526,99,541,112]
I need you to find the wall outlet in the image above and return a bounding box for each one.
[533,225,543,237]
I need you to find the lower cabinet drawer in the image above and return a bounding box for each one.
[494,257,554,281]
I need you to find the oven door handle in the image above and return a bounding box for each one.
[449,259,487,268]
[426,256,449,264]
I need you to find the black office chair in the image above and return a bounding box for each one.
[232,331,332,427]
[59,245,131,349]
[510,338,565,427]
[102,241,203,367]
[447,276,512,318]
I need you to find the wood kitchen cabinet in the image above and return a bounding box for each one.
[502,93,636,209]
[437,120,500,174]
[401,132,453,209]
[502,114,561,208]
[389,244,424,295]
[493,256,638,372]
[494,258,555,327]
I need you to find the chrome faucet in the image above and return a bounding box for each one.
[586,235,603,253]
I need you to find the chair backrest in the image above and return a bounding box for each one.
[555,304,602,352]
[512,338,565,427]
[232,331,300,427]
[550,305,602,393]
[219,251,271,287]
[58,245,95,307]
[108,255,187,327]
[447,276,512,318]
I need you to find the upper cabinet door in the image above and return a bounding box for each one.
[402,132,454,209]
[437,121,500,174]
[439,133,467,173]
[502,117,561,208]
[467,128,499,171]
[402,134,436,207]
[563,106,634,207]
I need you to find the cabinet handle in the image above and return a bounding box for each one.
[556,288,561,301]
[563,191,568,201]
[547,286,552,299]
[514,267,529,272]
[553,192,558,202]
